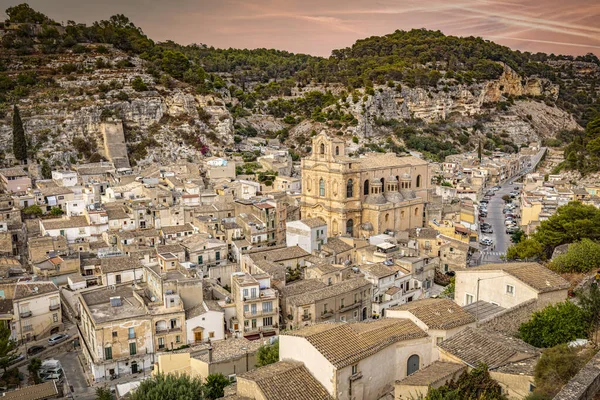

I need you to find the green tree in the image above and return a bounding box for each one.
[95,386,113,400]
[6,3,52,24]
[40,160,52,179]
[12,105,27,162]
[131,76,148,92]
[203,373,230,400]
[576,284,600,344]
[130,374,205,400]
[162,50,190,80]
[502,194,511,203]
[478,140,482,162]
[0,323,18,373]
[518,301,589,348]
[550,239,600,273]
[511,229,525,244]
[532,344,595,398]
[27,358,41,384]
[425,364,506,400]
[256,340,279,367]
[506,238,544,260]
[50,207,64,216]
[22,205,42,218]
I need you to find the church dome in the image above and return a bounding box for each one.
[400,189,416,199]
[384,191,404,203]
[364,193,387,205]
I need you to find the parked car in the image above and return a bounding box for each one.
[48,334,69,346]
[481,222,492,229]
[482,227,493,234]
[479,238,493,246]
[27,345,45,356]
[506,226,519,234]
[8,354,24,365]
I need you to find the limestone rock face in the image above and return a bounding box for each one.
[483,65,559,103]
[0,49,235,166]
[343,65,568,143]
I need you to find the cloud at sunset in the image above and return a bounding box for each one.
[2,0,599,56]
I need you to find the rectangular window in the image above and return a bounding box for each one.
[506,285,515,295]
[105,347,112,360]
[263,317,273,326]
[251,319,257,329]
[216,251,220,261]
[128,327,135,339]
[129,342,136,355]
[354,293,358,303]
[243,304,249,312]
[112,331,118,338]
[115,275,121,284]
[340,298,345,308]
[352,364,358,375]
[158,338,165,349]
[176,335,181,343]
[465,293,474,305]
[251,304,257,315]
[250,288,257,298]
[243,289,248,298]
[323,303,328,313]
[53,313,58,323]
[198,255,203,265]
[262,302,273,312]
[209,332,215,338]
[436,337,444,346]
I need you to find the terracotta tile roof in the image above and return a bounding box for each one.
[0,167,27,178]
[465,262,570,293]
[41,216,89,230]
[279,279,327,298]
[462,301,505,321]
[438,327,539,369]
[14,282,58,300]
[238,361,332,400]
[298,217,327,228]
[106,207,129,220]
[288,278,371,307]
[359,263,399,278]
[161,223,195,235]
[285,318,428,368]
[322,238,353,254]
[396,361,466,386]
[2,381,58,400]
[248,246,310,263]
[100,256,143,273]
[389,298,475,329]
[195,337,262,364]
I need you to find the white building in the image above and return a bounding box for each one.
[286,217,327,254]
[11,282,62,343]
[185,300,225,344]
[52,170,78,187]
[280,318,432,400]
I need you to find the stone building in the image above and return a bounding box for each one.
[300,133,430,237]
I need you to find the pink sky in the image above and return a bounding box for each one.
[3,0,600,57]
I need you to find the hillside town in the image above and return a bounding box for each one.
[0,128,597,400]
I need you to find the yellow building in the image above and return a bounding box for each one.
[301,133,430,237]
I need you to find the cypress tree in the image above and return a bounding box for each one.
[12,105,27,162]
[478,140,482,162]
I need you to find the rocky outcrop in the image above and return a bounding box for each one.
[483,64,558,103]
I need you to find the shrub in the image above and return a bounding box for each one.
[550,239,600,273]
[131,76,148,92]
[519,301,589,348]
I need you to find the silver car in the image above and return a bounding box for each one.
[48,333,69,346]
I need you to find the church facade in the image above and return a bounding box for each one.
[300,133,430,237]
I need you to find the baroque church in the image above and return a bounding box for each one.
[300,133,430,237]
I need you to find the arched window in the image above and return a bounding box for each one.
[414,207,419,216]
[380,177,385,193]
[363,180,369,196]
[385,213,389,222]
[407,354,420,376]
[346,219,354,236]
[319,179,325,196]
[335,146,340,156]
[346,179,353,198]
[320,143,325,154]
[416,175,422,188]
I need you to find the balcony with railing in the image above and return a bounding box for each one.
[243,307,278,319]
[49,304,60,311]
[339,301,361,313]
[243,323,279,334]
[302,313,312,321]
[320,310,334,319]
[20,311,32,319]
[244,288,277,302]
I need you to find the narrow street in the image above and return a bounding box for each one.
[479,147,546,264]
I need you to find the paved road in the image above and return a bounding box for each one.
[57,351,95,400]
[479,148,546,264]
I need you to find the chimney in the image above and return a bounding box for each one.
[208,344,213,363]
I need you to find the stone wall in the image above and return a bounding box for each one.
[477,298,539,335]
[553,351,600,400]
